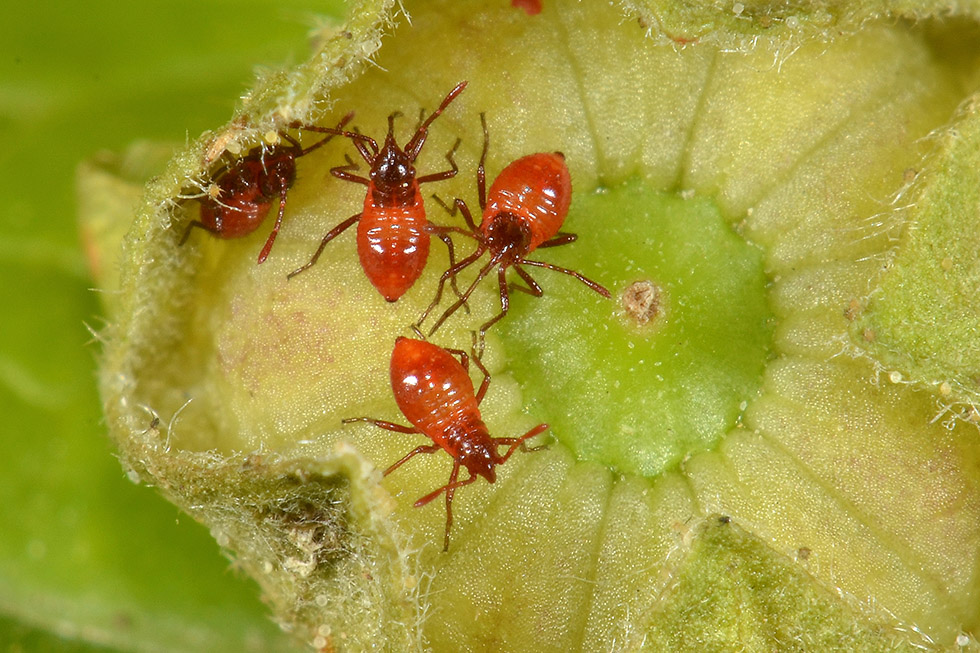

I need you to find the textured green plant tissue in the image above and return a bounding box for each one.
[92,0,980,650]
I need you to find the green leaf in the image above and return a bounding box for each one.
[503,182,771,477]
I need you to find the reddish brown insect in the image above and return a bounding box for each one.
[286,82,468,302]
[418,113,610,354]
[179,114,352,263]
[344,336,548,551]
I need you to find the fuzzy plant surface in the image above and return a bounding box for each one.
[1,1,348,651]
[90,0,980,651]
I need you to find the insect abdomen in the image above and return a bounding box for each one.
[390,339,488,451]
[358,190,430,301]
[482,152,571,251]
[200,160,271,239]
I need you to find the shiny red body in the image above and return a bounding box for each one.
[182,120,347,263]
[197,150,288,239]
[344,336,548,550]
[390,337,499,482]
[418,117,609,350]
[357,179,431,302]
[481,152,571,256]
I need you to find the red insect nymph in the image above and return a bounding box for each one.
[180,115,351,263]
[344,337,547,551]
[418,113,610,353]
[287,82,468,302]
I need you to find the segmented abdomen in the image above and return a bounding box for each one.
[389,338,491,457]
[201,160,272,238]
[357,190,431,301]
[482,152,571,252]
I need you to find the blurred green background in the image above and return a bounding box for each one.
[0,2,342,650]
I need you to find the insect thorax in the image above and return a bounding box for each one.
[483,212,533,265]
[370,144,418,207]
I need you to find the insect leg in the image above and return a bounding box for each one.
[477,113,489,210]
[382,444,441,476]
[432,195,480,234]
[413,107,426,134]
[279,131,302,150]
[473,265,511,358]
[426,255,497,337]
[442,347,470,371]
[331,153,370,185]
[428,224,474,306]
[495,423,550,462]
[440,344,491,403]
[256,186,289,264]
[520,259,611,298]
[430,193,456,216]
[471,352,491,405]
[416,245,485,332]
[536,231,578,248]
[441,464,477,551]
[416,137,461,184]
[349,128,378,163]
[293,121,378,160]
[510,265,544,297]
[297,112,355,155]
[457,198,480,232]
[412,461,478,552]
[286,213,361,280]
[414,462,458,508]
[342,416,418,433]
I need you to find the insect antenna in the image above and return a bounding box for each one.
[405,81,468,160]
[386,110,404,138]
[518,259,611,297]
[494,423,550,462]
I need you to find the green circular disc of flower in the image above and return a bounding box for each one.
[502,183,772,477]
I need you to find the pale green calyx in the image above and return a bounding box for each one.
[92,0,980,650]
